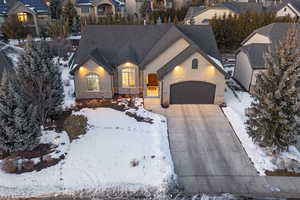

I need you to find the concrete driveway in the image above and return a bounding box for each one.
[144,101,300,197]
[165,105,257,192]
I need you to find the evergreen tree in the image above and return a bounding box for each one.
[0,70,41,153]
[246,28,300,152]
[16,39,64,127]
[62,0,78,33]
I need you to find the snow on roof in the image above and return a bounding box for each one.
[208,55,224,71]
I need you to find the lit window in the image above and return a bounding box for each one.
[17,12,28,22]
[192,58,198,69]
[86,73,100,91]
[122,68,135,88]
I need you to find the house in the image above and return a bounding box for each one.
[0,0,50,36]
[71,0,125,17]
[70,24,226,105]
[233,23,300,92]
[276,0,300,19]
[184,2,264,24]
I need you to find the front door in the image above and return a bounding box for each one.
[146,73,159,97]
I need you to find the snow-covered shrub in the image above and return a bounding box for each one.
[64,114,88,141]
[130,159,139,167]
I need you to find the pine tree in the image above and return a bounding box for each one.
[246,28,300,152]
[16,39,64,127]
[0,70,41,153]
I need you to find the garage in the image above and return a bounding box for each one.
[170,81,216,104]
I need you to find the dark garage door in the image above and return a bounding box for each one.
[170,81,216,104]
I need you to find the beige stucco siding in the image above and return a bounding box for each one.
[143,38,190,96]
[276,5,298,18]
[233,51,253,91]
[161,52,225,105]
[193,8,235,24]
[74,59,113,99]
[116,63,141,95]
[244,33,271,45]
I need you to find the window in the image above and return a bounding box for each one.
[86,73,100,91]
[17,12,28,22]
[192,58,198,69]
[122,68,135,88]
[81,6,90,13]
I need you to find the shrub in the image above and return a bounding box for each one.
[130,159,139,167]
[22,160,35,170]
[2,158,18,173]
[64,114,88,141]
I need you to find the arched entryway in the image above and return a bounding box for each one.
[170,81,216,104]
[97,4,113,16]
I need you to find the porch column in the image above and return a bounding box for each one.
[32,14,40,36]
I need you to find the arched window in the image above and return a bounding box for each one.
[122,67,135,88]
[192,58,198,69]
[86,73,100,91]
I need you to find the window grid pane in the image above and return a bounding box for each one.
[122,68,135,88]
[86,74,100,91]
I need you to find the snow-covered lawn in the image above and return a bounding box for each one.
[223,87,300,175]
[0,105,174,198]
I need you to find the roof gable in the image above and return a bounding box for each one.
[72,24,221,74]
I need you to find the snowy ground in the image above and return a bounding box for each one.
[53,56,75,109]
[0,104,174,198]
[223,87,300,175]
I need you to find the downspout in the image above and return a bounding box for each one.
[160,80,163,106]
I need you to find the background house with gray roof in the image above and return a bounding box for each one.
[0,0,50,36]
[276,0,300,19]
[233,23,300,92]
[184,2,264,24]
[74,0,125,17]
[70,24,226,105]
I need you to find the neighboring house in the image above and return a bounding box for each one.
[276,0,300,19]
[233,23,300,92]
[73,0,125,17]
[184,2,264,24]
[0,0,50,36]
[70,24,226,105]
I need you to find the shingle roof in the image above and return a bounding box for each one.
[0,0,8,16]
[184,6,207,21]
[238,43,269,70]
[276,0,300,15]
[242,23,300,46]
[239,23,300,70]
[71,24,222,75]
[18,0,49,14]
[217,2,264,14]
[76,0,124,6]
[185,2,264,19]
